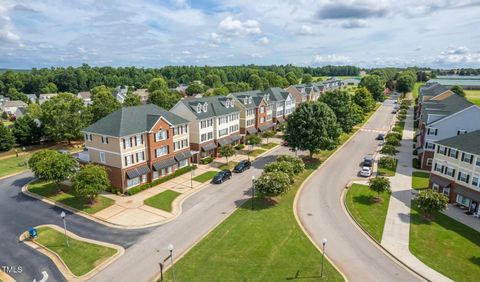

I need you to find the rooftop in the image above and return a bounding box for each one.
[436,130,480,155]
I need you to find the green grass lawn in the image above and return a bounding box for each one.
[465,89,480,106]
[378,159,398,177]
[219,161,238,170]
[192,171,217,183]
[28,181,114,214]
[250,148,267,157]
[410,201,480,282]
[413,82,426,100]
[345,184,391,242]
[144,190,181,212]
[412,171,430,190]
[0,154,30,178]
[35,227,117,276]
[261,142,278,149]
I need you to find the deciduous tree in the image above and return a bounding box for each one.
[219,144,235,164]
[148,90,181,110]
[89,88,121,122]
[72,164,110,203]
[415,190,448,219]
[255,172,291,198]
[368,176,391,200]
[276,155,305,174]
[450,85,466,97]
[0,123,15,151]
[353,87,376,113]
[123,93,142,107]
[320,90,359,133]
[359,75,385,101]
[261,130,275,143]
[264,161,295,183]
[12,115,43,145]
[29,150,77,184]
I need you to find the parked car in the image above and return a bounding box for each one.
[363,155,373,167]
[391,109,397,114]
[282,140,288,146]
[233,160,251,173]
[359,166,372,177]
[212,169,232,184]
[376,134,385,141]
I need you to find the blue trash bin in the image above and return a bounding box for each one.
[28,228,38,239]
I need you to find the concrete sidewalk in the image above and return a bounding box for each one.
[380,103,452,282]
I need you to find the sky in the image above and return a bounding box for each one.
[1,0,480,69]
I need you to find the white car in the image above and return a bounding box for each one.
[360,166,372,177]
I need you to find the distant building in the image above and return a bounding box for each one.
[77,91,92,105]
[2,100,27,115]
[39,93,58,104]
[113,86,128,103]
[342,78,361,87]
[133,89,149,104]
[427,78,480,90]
[26,94,37,104]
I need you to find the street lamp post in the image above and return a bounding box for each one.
[251,175,255,210]
[60,211,69,247]
[168,243,176,282]
[321,238,327,277]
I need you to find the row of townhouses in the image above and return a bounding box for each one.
[82,82,341,193]
[415,82,480,213]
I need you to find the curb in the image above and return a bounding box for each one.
[341,186,429,281]
[0,170,28,181]
[0,271,15,282]
[20,224,124,282]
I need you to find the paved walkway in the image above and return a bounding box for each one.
[380,103,452,282]
[443,204,480,232]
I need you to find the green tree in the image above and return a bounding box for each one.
[415,190,449,219]
[396,74,415,94]
[368,176,391,200]
[123,93,142,107]
[25,103,42,119]
[385,135,401,146]
[7,88,29,103]
[29,150,77,185]
[12,115,43,145]
[255,172,291,198]
[219,144,235,164]
[204,74,222,88]
[380,145,398,155]
[148,89,181,109]
[285,72,298,85]
[1,111,8,120]
[320,90,359,133]
[302,74,313,84]
[248,74,263,90]
[40,93,90,144]
[264,161,295,183]
[90,85,111,97]
[148,77,168,93]
[276,155,305,174]
[353,87,376,113]
[261,130,275,143]
[0,123,15,151]
[39,82,58,94]
[72,164,110,203]
[167,79,179,89]
[450,85,466,97]
[246,134,262,146]
[359,75,385,101]
[185,82,204,96]
[378,156,396,169]
[210,86,229,96]
[284,102,341,158]
[89,90,121,122]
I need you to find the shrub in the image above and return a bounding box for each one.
[385,136,401,146]
[381,145,398,155]
[386,132,402,141]
[397,114,406,121]
[200,157,213,165]
[415,190,448,219]
[255,172,291,198]
[412,158,420,169]
[378,156,396,168]
[368,176,391,199]
[235,144,245,150]
[276,155,305,174]
[392,126,403,133]
[127,165,197,195]
[264,161,295,183]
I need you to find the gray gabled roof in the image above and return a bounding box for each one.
[83,104,188,137]
[181,95,240,119]
[436,130,480,155]
[419,83,449,101]
[264,87,287,103]
[421,93,473,124]
[230,91,263,108]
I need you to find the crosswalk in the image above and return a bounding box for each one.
[360,128,389,134]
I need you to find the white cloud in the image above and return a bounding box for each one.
[312,54,350,66]
[250,53,263,58]
[442,46,469,55]
[298,24,313,35]
[257,36,269,45]
[218,16,261,37]
[0,7,21,43]
[434,46,480,66]
[341,19,368,29]
[181,50,191,55]
[77,47,86,53]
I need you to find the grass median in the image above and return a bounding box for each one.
[35,227,117,276]
[345,183,391,242]
[250,148,267,157]
[410,201,480,282]
[0,154,30,178]
[144,190,180,212]
[261,142,277,150]
[192,171,217,183]
[378,159,398,177]
[28,181,114,214]
[412,171,429,190]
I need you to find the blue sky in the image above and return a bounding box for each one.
[1,0,480,69]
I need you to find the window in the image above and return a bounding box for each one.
[124,155,134,166]
[101,136,109,144]
[85,133,92,141]
[443,187,450,197]
[136,134,143,145]
[445,167,455,177]
[457,129,468,135]
[167,166,173,174]
[196,104,201,113]
[99,151,106,163]
[425,142,435,150]
[219,128,229,137]
[123,137,132,149]
[260,107,265,113]
[260,117,265,123]
[427,128,438,136]
[229,124,239,133]
[437,146,447,155]
[137,151,145,162]
[434,163,444,173]
[448,149,458,158]
[472,176,479,187]
[155,146,169,157]
[178,159,188,168]
[141,174,147,183]
[461,153,473,164]
[152,170,159,180]
[477,157,480,167]
[456,194,471,207]
[127,177,140,188]
[247,109,254,116]
[457,171,470,183]
[208,132,213,140]
[247,118,255,127]
[426,159,433,166]
[155,130,168,142]
[432,183,439,192]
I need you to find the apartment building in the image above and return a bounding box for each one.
[263,87,296,123]
[170,96,241,162]
[285,84,321,106]
[415,89,480,170]
[430,130,480,213]
[82,104,191,193]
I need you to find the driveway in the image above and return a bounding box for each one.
[296,95,424,281]
[1,146,294,282]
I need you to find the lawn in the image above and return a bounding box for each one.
[413,82,426,100]
[412,171,430,190]
[218,161,238,170]
[0,154,30,178]
[465,89,480,106]
[410,201,480,282]
[261,142,278,150]
[144,190,181,212]
[35,227,117,276]
[192,171,217,183]
[345,184,391,242]
[28,181,114,214]
[378,159,398,177]
[250,148,267,157]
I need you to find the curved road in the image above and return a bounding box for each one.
[297,95,423,282]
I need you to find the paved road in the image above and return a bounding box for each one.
[297,95,424,282]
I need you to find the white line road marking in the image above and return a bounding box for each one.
[33,271,48,282]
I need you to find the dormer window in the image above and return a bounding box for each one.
[249,97,252,104]
[203,102,208,112]
[226,100,230,108]
[230,99,234,106]
[244,97,248,104]
[196,104,202,113]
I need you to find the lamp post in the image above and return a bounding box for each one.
[168,243,176,282]
[321,238,327,277]
[251,175,255,210]
[60,211,69,247]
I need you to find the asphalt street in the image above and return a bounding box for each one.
[296,95,423,281]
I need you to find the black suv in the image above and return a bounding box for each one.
[233,160,251,173]
[363,155,373,167]
[212,169,232,184]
